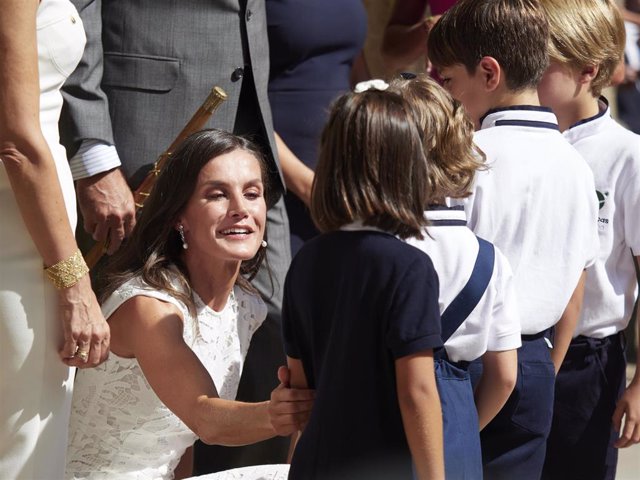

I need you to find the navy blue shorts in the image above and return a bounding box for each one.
[542,332,626,480]
[469,330,556,480]
[435,358,482,480]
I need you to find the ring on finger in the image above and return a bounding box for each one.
[77,341,90,361]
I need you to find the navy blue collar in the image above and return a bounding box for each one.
[563,97,611,144]
[426,205,467,227]
[479,105,559,131]
[567,96,609,130]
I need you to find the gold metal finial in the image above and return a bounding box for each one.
[203,86,228,113]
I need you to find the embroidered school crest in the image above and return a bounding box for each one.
[596,190,609,210]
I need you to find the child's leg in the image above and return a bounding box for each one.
[435,358,482,480]
[542,333,626,480]
[476,332,556,480]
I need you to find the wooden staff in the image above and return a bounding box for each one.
[85,86,228,268]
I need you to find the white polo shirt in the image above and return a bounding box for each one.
[461,107,599,335]
[406,207,521,362]
[563,99,640,338]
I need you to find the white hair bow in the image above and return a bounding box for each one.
[354,79,389,93]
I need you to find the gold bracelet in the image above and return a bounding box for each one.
[44,249,90,289]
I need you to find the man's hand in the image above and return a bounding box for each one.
[613,379,640,448]
[269,366,315,436]
[76,168,135,254]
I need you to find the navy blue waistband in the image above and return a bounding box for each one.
[570,331,625,350]
[522,327,553,342]
[434,347,470,370]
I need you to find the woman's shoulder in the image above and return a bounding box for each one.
[101,270,189,321]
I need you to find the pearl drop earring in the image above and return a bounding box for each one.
[261,240,268,248]
[178,225,188,250]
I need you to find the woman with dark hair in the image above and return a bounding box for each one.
[64,129,313,480]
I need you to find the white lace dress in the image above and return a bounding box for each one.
[65,274,269,480]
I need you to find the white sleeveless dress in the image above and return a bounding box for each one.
[0,1,86,479]
[65,274,281,480]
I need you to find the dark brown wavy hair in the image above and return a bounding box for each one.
[100,129,271,316]
[428,0,550,91]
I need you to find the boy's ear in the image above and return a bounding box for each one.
[578,65,599,85]
[478,56,501,91]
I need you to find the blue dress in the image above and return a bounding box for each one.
[266,0,367,255]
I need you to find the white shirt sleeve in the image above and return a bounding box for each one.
[69,139,122,180]
[620,142,640,255]
[486,249,522,352]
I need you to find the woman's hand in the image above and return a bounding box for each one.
[269,366,315,436]
[59,275,110,367]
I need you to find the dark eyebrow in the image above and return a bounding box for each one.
[200,179,263,188]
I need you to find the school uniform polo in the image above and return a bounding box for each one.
[406,206,521,480]
[566,99,640,339]
[406,206,521,363]
[467,107,600,335]
[461,106,600,480]
[543,99,640,480]
[282,228,442,480]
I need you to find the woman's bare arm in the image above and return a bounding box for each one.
[0,0,109,366]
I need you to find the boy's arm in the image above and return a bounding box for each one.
[612,255,640,448]
[551,270,587,373]
[395,350,445,480]
[474,349,518,430]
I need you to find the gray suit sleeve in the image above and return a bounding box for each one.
[60,0,115,160]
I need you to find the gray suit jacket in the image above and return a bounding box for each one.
[61,0,283,192]
[61,0,290,288]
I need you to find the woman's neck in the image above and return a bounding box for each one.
[183,254,240,311]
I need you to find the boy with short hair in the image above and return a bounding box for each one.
[428,0,600,478]
[536,1,640,478]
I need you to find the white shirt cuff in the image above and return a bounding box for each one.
[69,140,122,180]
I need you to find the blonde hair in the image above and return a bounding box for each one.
[388,74,485,202]
[540,0,625,97]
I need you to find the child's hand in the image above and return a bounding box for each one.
[613,379,640,448]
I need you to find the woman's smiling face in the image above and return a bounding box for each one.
[178,149,267,266]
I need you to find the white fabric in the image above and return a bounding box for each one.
[0,2,85,478]
[406,208,521,362]
[65,274,266,480]
[461,107,599,334]
[185,464,290,480]
[563,100,640,338]
[69,140,122,180]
